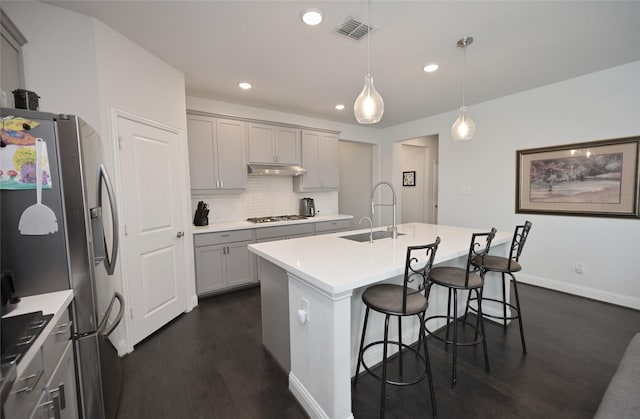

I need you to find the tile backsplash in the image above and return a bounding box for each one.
[191,176,339,223]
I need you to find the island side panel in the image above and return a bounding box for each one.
[258,257,291,371]
[288,275,354,419]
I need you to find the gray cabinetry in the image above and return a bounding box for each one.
[5,309,77,419]
[194,230,257,296]
[187,114,247,192]
[314,219,351,235]
[294,130,339,191]
[248,123,300,165]
[256,223,315,243]
[30,341,78,419]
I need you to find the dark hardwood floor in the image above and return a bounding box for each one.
[116,283,640,419]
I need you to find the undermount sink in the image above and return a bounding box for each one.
[340,231,405,242]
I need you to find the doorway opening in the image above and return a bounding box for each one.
[398,135,438,224]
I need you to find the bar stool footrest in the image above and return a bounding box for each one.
[424,315,484,347]
[467,296,520,321]
[360,340,429,387]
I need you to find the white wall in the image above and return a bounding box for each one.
[382,61,640,309]
[3,1,101,130]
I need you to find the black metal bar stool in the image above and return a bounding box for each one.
[424,228,496,388]
[354,238,441,419]
[465,221,532,354]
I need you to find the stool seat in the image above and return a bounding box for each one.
[472,254,522,273]
[429,266,483,289]
[363,284,428,315]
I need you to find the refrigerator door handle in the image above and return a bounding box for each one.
[97,164,119,275]
[97,292,125,338]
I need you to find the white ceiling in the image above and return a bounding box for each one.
[46,1,640,128]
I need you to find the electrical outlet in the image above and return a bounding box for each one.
[301,298,310,322]
[575,263,584,274]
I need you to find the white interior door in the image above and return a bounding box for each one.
[117,116,187,345]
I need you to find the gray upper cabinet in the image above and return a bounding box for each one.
[187,114,247,192]
[294,130,339,191]
[1,9,27,107]
[248,123,300,165]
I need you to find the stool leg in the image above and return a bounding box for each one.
[419,312,438,419]
[445,288,453,345]
[477,288,490,373]
[510,273,527,354]
[398,316,403,377]
[451,289,458,388]
[354,307,370,386]
[380,314,391,419]
[501,273,508,330]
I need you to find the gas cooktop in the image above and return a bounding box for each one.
[246,215,308,223]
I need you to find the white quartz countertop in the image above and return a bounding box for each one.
[192,213,353,234]
[3,290,74,377]
[248,223,511,296]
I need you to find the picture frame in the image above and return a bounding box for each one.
[403,171,416,187]
[516,136,640,218]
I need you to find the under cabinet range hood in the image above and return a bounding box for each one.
[247,163,307,176]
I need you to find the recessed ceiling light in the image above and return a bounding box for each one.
[301,8,324,26]
[423,64,439,73]
[335,104,345,110]
[238,82,252,90]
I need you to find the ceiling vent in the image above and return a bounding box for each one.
[335,16,376,41]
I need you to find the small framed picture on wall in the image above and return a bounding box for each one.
[403,171,416,187]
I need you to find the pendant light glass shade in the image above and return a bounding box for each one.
[451,105,475,140]
[354,73,384,124]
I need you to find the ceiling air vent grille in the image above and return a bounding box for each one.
[335,16,375,41]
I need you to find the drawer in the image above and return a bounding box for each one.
[314,219,351,234]
[194,229,255,247]
[42,309,71,381]
[4,350,45,419]
[256,223,315,240]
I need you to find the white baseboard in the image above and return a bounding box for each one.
[518,273,640,310]
[289,373,354,419]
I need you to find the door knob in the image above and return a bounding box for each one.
[176,231,184,238]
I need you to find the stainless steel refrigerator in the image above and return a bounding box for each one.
[1,107,124,419]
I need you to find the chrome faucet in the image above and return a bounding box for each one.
[358,216,374,243]
[371,181,398,239]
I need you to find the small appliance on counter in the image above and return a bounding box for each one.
[300,197,315,217]
[1,271,20,315]
[193,201,209,226]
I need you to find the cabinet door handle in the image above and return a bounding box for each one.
[15,369,44,394]
[176,231,184,238]
[50,383,66,409]
[42,398,62,419]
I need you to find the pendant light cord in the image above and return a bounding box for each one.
[462,40,466,107]
[367,0,371,76]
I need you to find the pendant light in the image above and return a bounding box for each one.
[451,36,476,141]
[354,0,384,124]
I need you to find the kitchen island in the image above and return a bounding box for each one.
[248,223,511,419]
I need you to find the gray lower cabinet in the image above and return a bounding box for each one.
[314,219,351,235]
[194,230,257,296]
[30,341,78,419]
[194,220,350,296]
[256,223,315,243]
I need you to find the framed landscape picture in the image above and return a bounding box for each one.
[516,136,640,218]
